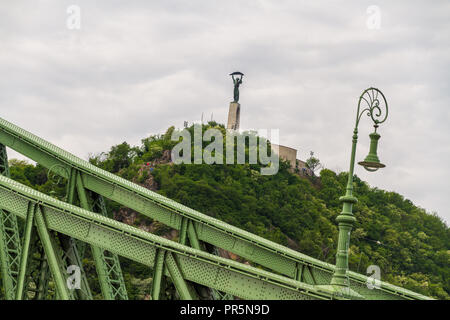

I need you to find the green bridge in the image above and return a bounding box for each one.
[0,116,431,300]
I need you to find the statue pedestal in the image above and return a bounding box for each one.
[227,102,240,130]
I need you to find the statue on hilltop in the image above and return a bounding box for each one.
[230,72,244,103]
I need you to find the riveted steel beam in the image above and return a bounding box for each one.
[151,248,166,300]
[15,203,36,299]
[0,117,431,300]
[75,172,128,300]
[0,144,22,299]
[0,174,337,300]
[33,206,70,300]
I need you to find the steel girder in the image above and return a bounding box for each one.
[0,144,22,299]
[0,117,431,300]
[0,174,335,300]
[74,171,128,300]
[0,145,92,300]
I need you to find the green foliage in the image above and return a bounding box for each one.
[7,123,449,300]
[317,170,449,299]
[305,151,323,176]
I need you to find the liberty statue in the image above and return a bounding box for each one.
[230,72,244,103]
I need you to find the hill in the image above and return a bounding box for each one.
[6,122,449,299]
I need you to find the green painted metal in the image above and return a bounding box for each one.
[58,235,93,300]
[330,88,388,293]
[47,167,93,300]
[0,146,61,300]
[24,233,52,300]
[210,246,235,300]
[179,218,188,245]
[0,144,22,299]
[0,174,338,300]
[33,206,71,300]
[358,131,385,171]
[165,252,195,300]
[75,172,128,300]
[151,249,166,300]
[45,167,93,300]
[15,203,36,299]
[0,116,431,300]
[15,208,79,300]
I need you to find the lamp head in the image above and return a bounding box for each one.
[358,129,386,172]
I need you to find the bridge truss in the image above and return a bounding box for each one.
[0,117,430,300]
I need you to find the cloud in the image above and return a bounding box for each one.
[0,0,449,223]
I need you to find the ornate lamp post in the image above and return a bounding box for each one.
[318,87,388,298]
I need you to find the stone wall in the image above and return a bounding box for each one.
[271,144,297,168]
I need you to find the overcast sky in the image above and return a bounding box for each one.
[0,1,449,223]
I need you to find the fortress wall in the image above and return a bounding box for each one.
[271,144,297,168]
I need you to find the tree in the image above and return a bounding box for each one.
[306,151,323,176]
